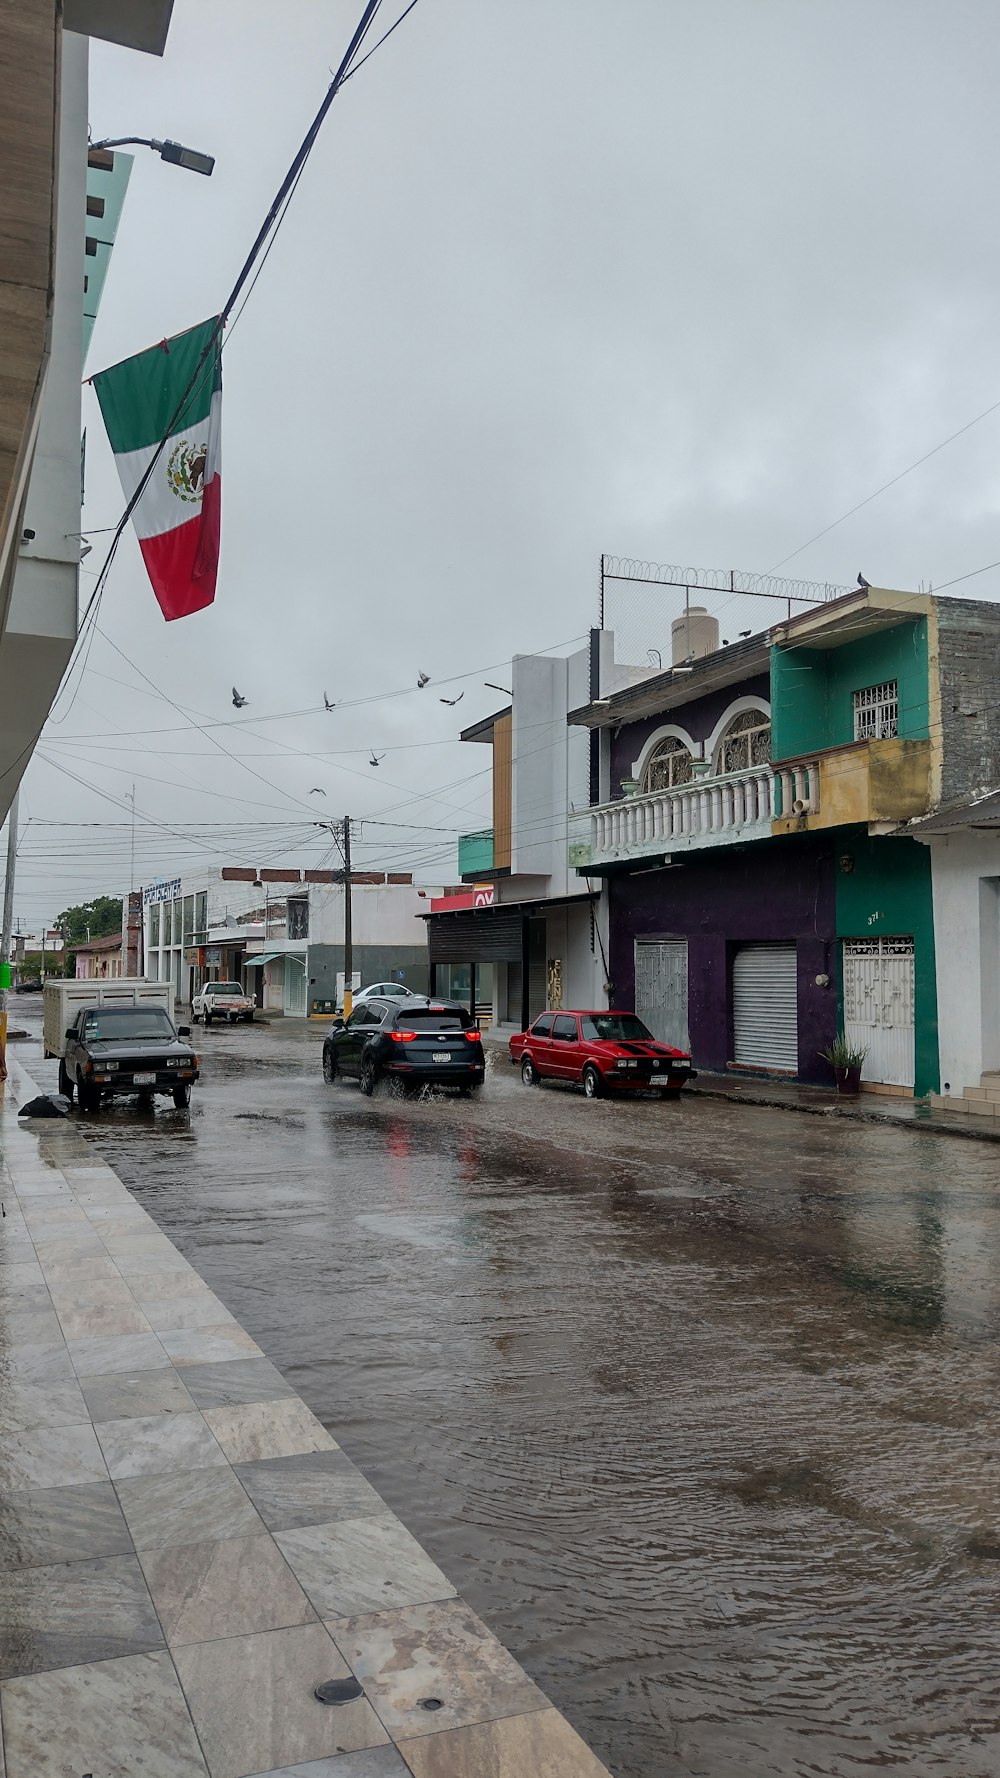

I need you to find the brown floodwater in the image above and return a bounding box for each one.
[23,1013,1000,1777]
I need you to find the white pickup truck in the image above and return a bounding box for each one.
[192,981,256,1025]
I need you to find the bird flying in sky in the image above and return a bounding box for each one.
[232,687,249,709]
[417,672,430,688]
[309,787,326,796]
[369,751,385,767]
[323,692,335,711]
[439,692,464,706]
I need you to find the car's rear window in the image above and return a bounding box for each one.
[397,1008,470,1030]
[207,983,242,993]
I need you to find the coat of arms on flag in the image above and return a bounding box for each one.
[93,317,222,621]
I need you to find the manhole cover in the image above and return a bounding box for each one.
[314,1679,364,1706]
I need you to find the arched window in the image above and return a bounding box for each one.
[643,735,695,793]
[716,708,771,774]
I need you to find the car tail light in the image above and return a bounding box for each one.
[391,1030,416,1043]
[465,1031,482,1043]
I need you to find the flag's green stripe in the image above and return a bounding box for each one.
[93,316,222,456]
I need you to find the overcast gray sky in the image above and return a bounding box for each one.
[12,0,1000,925]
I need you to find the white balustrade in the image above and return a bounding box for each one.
[569,761,820,869]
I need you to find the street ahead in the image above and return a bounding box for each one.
[24,1010,1000,1778]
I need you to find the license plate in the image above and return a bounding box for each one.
[432,1052,451,1063]
[133,1072,156,1086]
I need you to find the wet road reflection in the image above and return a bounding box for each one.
[26,1015,1000,1777]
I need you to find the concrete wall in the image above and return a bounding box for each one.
[0,29,87,818]
[772,737,932,837]
[922,829,1000,1092]
[0,0,58,628]
[308,946,430,1006]
[935,598,1000,804]
[609,834,839,1083]
[509,644,590,893]
[539,900,602,1010]
[309,881,431,948]
[771,619,929,761]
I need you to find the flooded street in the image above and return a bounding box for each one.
[22,1011,1000,1778]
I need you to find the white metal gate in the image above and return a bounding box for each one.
[843,937,915,1087]
[635,940,689,1049]
[732,942,798,1071]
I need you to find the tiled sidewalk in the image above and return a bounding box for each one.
[0,1057,610,1778]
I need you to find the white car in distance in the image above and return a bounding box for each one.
[193,981,256,1025]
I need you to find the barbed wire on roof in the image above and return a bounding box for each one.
[600,558,851,606]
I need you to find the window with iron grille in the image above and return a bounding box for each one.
[853,680,898,740]
[643,735,695,792]
[287,896,309,941]
[716,709,771,774]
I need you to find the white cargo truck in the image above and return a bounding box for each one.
[43,979,174,1059]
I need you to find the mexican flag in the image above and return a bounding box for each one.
[93,317,222,621]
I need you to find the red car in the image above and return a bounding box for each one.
[509,1010,694,1100]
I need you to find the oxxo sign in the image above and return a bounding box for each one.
[143,879,181,906]
[472,884,494,908]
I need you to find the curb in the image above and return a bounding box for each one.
[687,1081,1000,1144]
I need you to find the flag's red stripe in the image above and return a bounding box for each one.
[138,474,221,622]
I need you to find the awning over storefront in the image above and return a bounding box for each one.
[246,952,284,967]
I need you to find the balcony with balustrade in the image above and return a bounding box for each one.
[568,761,820,872]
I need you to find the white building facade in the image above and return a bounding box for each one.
[912,798,1000,1109]
[139,869,440,1017]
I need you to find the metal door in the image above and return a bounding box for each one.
[732,942,798,1071]
[843,937,915,1087]
[635,939,689,1049]
[285,959,306,1018]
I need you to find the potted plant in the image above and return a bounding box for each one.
[819,1033,868,1096]
[620,776,641,797]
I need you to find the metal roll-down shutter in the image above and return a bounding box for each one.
[732,942,798,1070]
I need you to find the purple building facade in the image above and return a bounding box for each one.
[608,837,839,1082]
[602,673,840,1083]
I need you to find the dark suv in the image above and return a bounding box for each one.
[322,997,485,1096]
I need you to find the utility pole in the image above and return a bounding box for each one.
[0,790,19,1081]
[342,814,353,1017]
[128,783,136,891]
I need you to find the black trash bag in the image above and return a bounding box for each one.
[17,1095,67,1119]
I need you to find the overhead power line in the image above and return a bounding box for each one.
[767,390,1000,574]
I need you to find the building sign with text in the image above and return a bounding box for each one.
[143,879,181,906]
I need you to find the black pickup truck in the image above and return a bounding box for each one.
[60,1004,200,1112]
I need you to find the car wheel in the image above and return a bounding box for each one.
[78,1080,99,1113]
[520,1055,540,1087]
[172,1083,192,1109]
[203,1013,212,1027]
[583,1064,603,1099]
[322,1046,338,1085]
[58,1061,73,1103]
[137,1092,154,1113]
[359,1058,377,1097]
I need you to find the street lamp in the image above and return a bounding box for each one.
[90,136,215,177]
